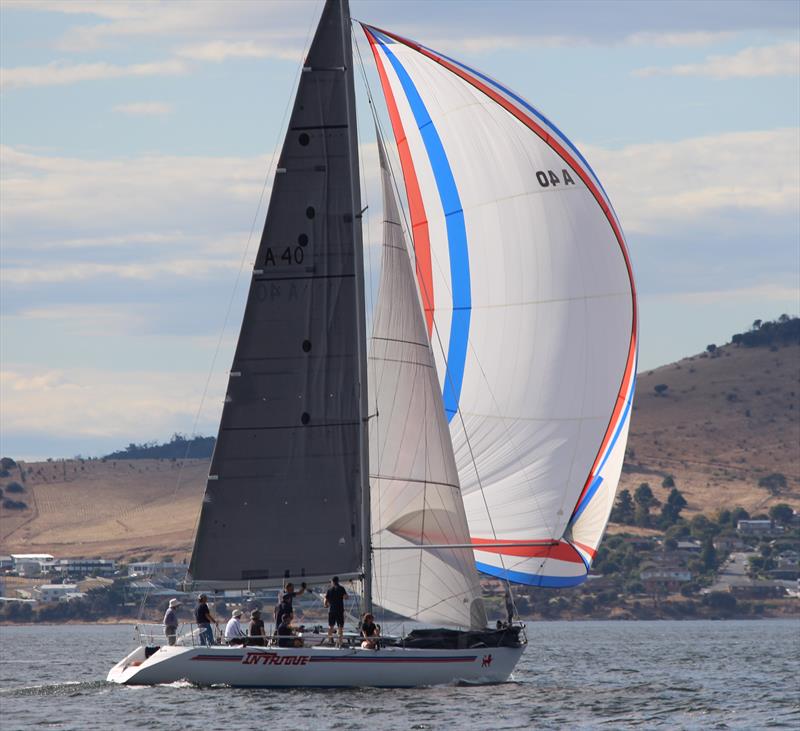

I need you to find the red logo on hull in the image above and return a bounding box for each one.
[481,654,493,667]
[242,652,309,666]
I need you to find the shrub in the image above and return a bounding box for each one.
[654,384,669,396]
[5,482,24,494]
[0,458,17,470]
[758,473,787,495]
[2,499,27,510]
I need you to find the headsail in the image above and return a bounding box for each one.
[189,0,368,588]
[364,26,637,587]
[368,135,487,629]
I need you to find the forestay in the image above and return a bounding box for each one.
[364,25,637,587]
[368,136,487,629]
[189,1,368,588]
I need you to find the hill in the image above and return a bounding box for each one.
[617,339,799,520]
[1,326,798,561]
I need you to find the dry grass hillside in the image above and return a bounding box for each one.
[618,341,800,518]
[1,341,798,560]
[0,459,207,562]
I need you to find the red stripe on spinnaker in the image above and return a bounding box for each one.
[471,538,589,563]
[364,27,435,336]
[365,25,638,524]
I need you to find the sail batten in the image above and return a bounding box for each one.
[364,23,637,587]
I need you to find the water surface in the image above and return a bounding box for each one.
[1,620,798,730]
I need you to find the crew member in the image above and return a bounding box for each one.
[324,576,348,646]
[195,594,219,646]
[248,609,266,646]
[274,581,308,627]
[360,612,380,650]
[224,608,247,645]
[163,598,181,646]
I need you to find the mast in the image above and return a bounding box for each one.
[339,0,372,614]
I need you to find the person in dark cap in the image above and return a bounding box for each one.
[248,609,266,646]
[194,594,219,646]
[324,576,348,647]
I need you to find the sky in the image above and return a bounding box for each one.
[1,0,798,460]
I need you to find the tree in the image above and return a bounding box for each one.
[701,537,717,572]
[634,483,659,527]
[654,384,669,396]
[690,514,719,541]
[5,482,24,494]
[659,488,688,527]
[661,475,675,488]
[752,319,762,331]
[730,507,750,526]
[706,344,717,355]
[758,473,787,495]
[634,483,658,508]
[769,503,794,525]
[0,457,16,470]
[610,489,635,524]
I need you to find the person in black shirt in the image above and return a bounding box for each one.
[360,612,380,649]
[276,611,302,648]
[274,581,308,627]
[194,594,218,646]
[324,576,348,647]
[248,609,266,646]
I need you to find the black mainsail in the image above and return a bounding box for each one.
[189,0,368,589]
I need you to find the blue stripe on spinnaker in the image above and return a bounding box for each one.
[428,48,609,201]
[570,370,637,523]
[476,561,587,588]
[374,38,471,423]
[570,475,604,524]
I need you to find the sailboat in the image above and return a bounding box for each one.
[107,0,636,688]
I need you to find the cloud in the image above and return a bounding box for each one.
[582,128,800,234]
[1,366,223,440]
[625,31,735,47]
[650,284,800,306]
[0,144,270,233]
[0,59,187,90]
[634,41,800,78]
[112,101,174,116]
[1,259,240,285]
[176,40,299,63]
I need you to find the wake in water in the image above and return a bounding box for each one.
[1,680,108,698]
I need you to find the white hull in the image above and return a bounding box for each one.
[107,643,525,687]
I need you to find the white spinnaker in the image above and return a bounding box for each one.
[368,136,487,628]
[365,26,637,586]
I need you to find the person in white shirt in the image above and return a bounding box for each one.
[224,608,247,645]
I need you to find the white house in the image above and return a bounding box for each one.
[12,553,55,577]
[37,584,80,603]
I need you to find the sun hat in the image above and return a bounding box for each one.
[232,608,243,618]
[168,598,181,608]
